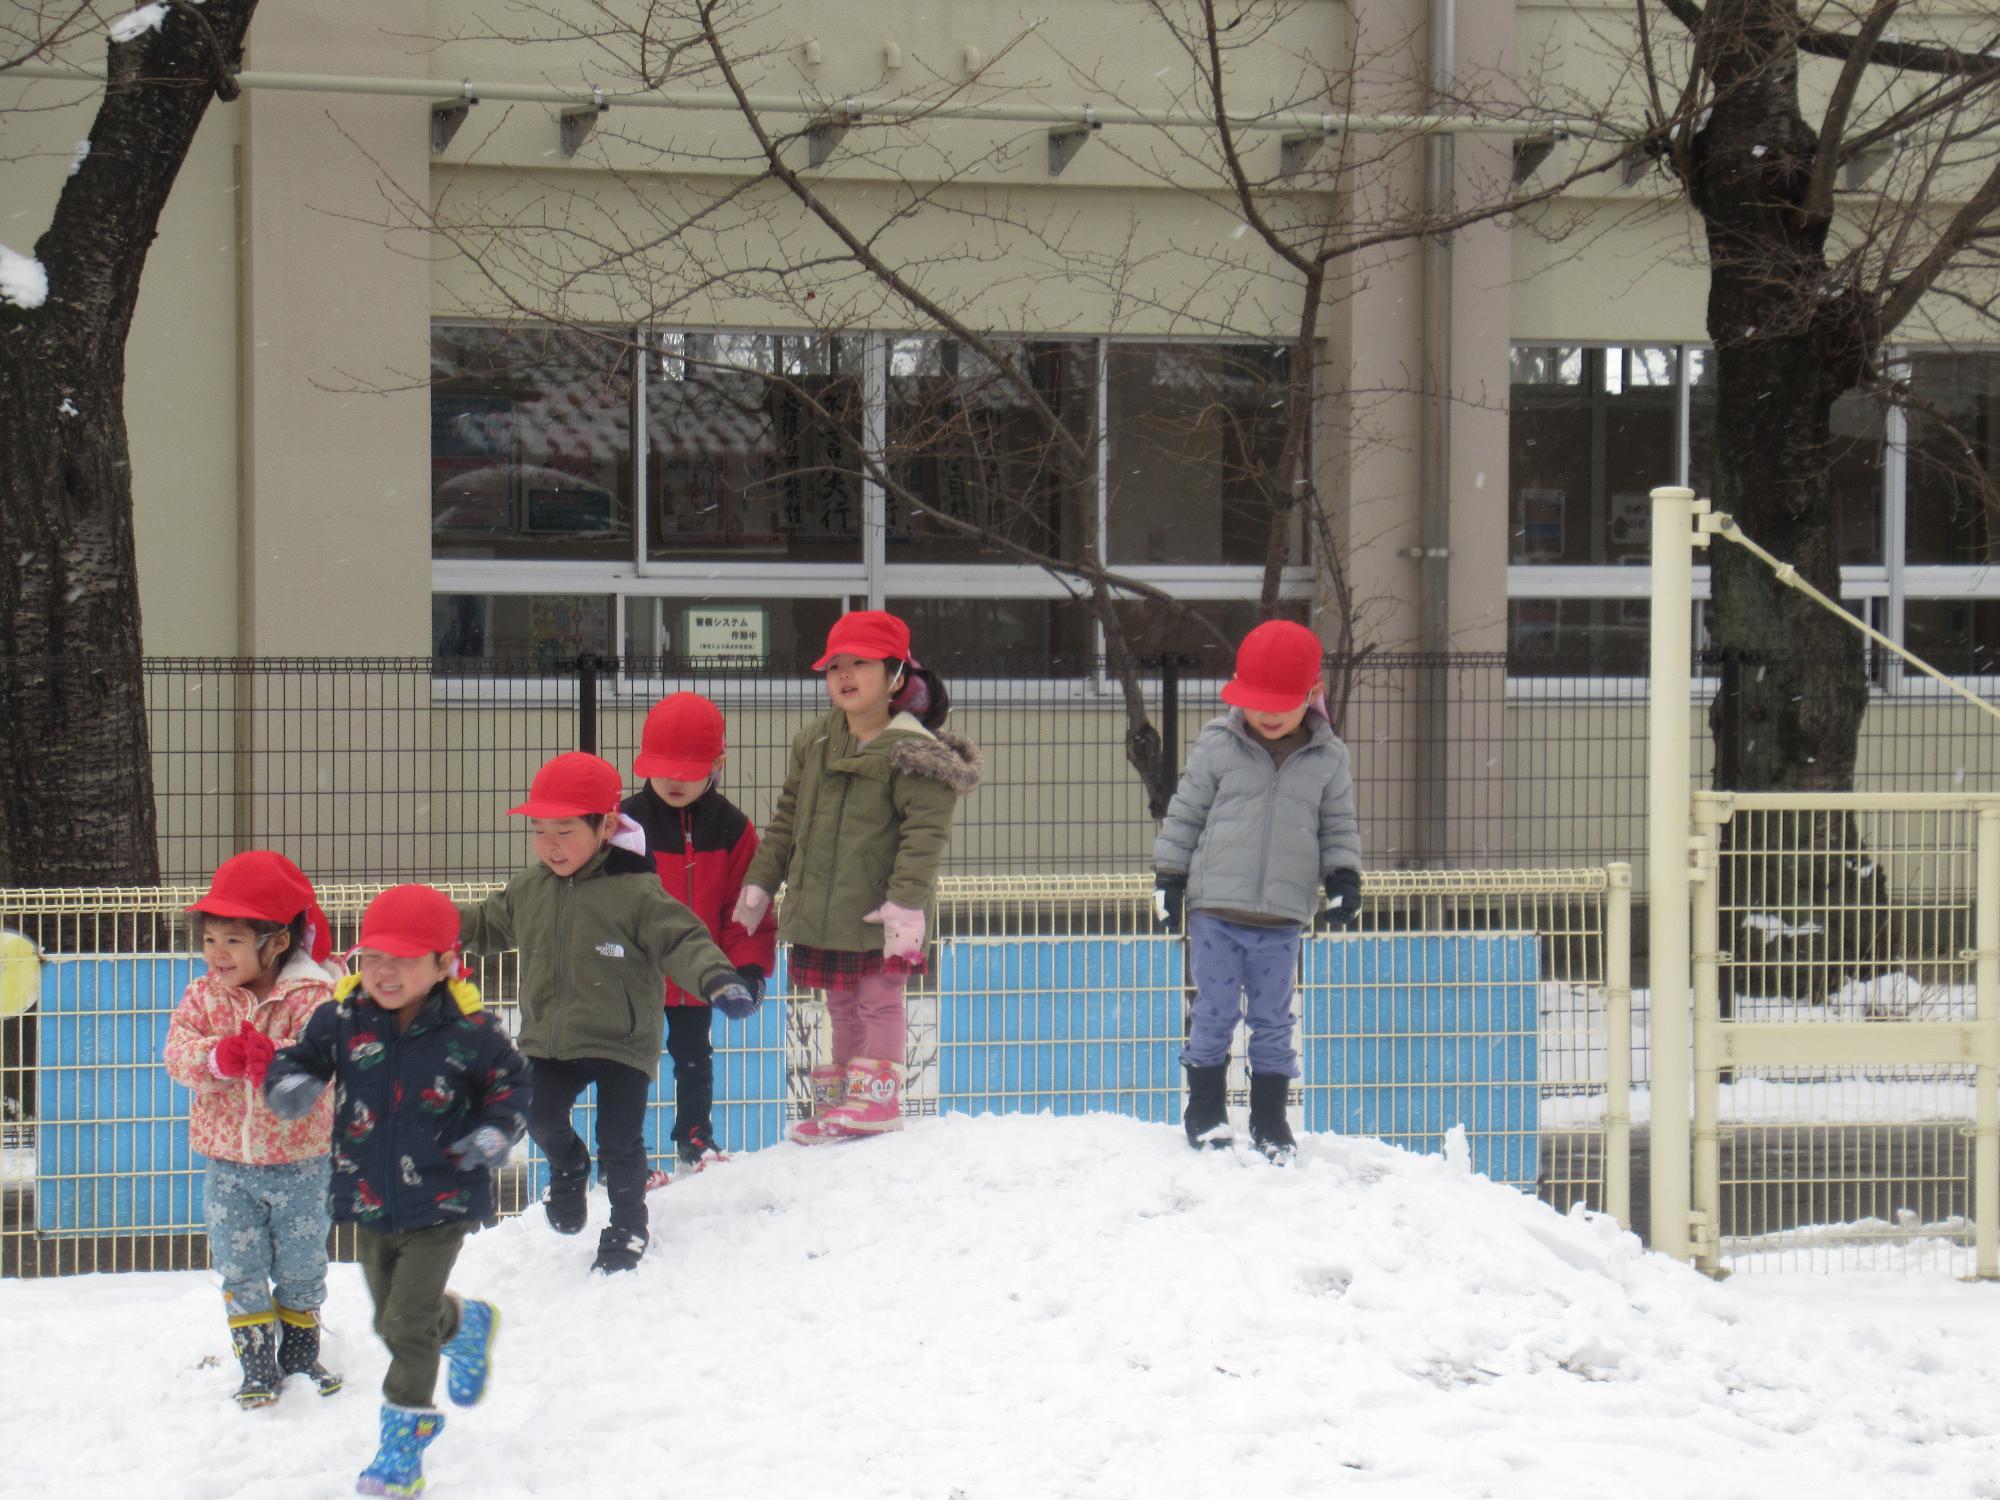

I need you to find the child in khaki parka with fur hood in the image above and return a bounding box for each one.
[733,610,981,1143]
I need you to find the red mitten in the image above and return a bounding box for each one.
[210,1027,249,1079]
[240,1026,277,1089]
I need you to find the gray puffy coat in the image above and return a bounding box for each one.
[1153,708,1361,925]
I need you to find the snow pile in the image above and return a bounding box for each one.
[0,245,48,310]
[8,1113,2000,1497]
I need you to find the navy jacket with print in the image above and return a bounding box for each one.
[265,978,531,1232]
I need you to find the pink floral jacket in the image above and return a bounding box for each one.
[162,950,341,1165]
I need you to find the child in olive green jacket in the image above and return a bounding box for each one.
[457,751,755,1274]
[734,611,980,1144]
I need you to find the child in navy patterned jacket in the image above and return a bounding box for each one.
[266,883,530,1500]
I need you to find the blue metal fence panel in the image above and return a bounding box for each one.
[37,957,203,1234]
[1300,933,1540,1185]
[32,935,1539,1234]
[934,939,1183,1124]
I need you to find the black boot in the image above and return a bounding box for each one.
[1248,1073,1297,1163]
[229,1314,280,1409]
[275,1305,343,1397]
[543,1170,587,1235]
[591,1225,648,1275]
[1182,1063,1233,1150]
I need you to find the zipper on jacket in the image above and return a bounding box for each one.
[1255,748,1285,909]
[557,875,575,1056]
[681,807,696,904]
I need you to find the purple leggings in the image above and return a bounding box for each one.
[1183,910,1303,1078]
[825,971,909,1068]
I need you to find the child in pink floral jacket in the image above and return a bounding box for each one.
[162,851,343,1410]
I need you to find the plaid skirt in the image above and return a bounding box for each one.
[787,943,926,991]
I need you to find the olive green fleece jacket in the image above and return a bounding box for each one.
[456,846,737,1078]
[744,709,982,954]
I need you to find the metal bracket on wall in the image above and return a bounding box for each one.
[806,99,858,168]
[1048,105,1100,176]
[431,78,477,155]
[560,86,608,158]
[1510,128,1566,185]
[1279,116,1339,179]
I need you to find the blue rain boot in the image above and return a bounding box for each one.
[440,1296,499,1407]
[355,1402,444,1497]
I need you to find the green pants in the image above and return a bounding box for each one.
[356,1222,469,1408]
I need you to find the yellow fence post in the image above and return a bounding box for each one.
[1648,484,1699,1262]
[1690,796,1724,1276]
[1976,806,2000,1280]
[1605,862,1633,1230]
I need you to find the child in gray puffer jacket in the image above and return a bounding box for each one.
[1153,620,1362,1161]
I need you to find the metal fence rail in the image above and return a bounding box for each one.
[0,870,1622,1278]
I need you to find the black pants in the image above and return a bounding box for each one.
[526,1056,652,1235]
[664,1005,714,1147]
[356,1221,468,1408]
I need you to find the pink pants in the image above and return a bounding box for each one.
[824,972,908,1068]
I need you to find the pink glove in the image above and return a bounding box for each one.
[863,902,926,962]
[731,885,772,935]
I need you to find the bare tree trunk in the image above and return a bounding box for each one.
[0,2,258,885]
[1690,0,1883,999]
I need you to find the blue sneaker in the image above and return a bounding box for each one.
[356,1403,444,1496]
[440,1297,498,1407]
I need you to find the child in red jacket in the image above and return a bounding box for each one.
[623,692,777,1169]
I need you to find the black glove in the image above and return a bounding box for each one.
[1153,873,1187,935]
[1317,867,1362,931]
[734,965,766,1004]
[263,1072,327,1120]
[707,976,760,1021]
[444,1124,513,1171]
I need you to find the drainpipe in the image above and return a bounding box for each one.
[1415,0,1456,867]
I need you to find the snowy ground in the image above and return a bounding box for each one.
[9,1113,2000,1499]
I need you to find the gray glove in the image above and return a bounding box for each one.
[264,1072,327,1120]
[444,1124,513,1171]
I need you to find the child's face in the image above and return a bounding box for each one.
[355,950,455,1011]
[648,755,723,809]
[531,815,612,877]
[824,654,893,718]
[1245,691,1317,742]
[202,918,287,995]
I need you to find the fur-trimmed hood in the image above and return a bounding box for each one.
[884,722,982,796]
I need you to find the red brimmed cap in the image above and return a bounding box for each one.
[356,884,461,958]
[1219,620,1325,713]
[812,610,918,671]
[188,850,333,963]
[509,751,624,819]
[633,693,726,781]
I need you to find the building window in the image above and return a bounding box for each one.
[431,324,1312,669]
[646,332,864,564]
[1106,343,1304,567]
[1510,340,2000,681]
[431,325,632,564]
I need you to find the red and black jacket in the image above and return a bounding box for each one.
[622,782,777,1006]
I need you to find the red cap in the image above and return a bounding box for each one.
[509,751,624,819]
[1220,620,1324,713]
[633,693,725,781]
[188,851,333,964]
[356,884,461,958]
[812,610,918,671]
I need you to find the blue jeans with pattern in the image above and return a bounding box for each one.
[1184,911,1305,1079]
[205,1156,333,1317]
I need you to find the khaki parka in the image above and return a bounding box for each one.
[456,845,737,1078]
[745,709,982,953]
